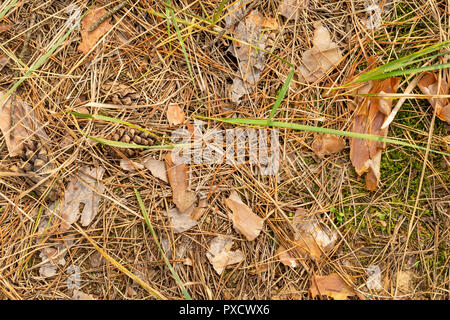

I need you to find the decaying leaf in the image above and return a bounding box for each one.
[120,159,144,172]
[38,242,73,278]
[0,55,9,72]
[78,6,113,54]
[143,157,168,183]
[418,72,450,123]
[57,166,106,231]
[278,0,309,20]
[225,191,264,241]
[165,152,196,212]
[206,236,244,275]
[291,208,337,260]
[297,23,342,83]
[311,133,346,158]
[166,205,198,233]
[167,103,185,126]
[309,273,357,300]
[72,290,96,300]
[350,77,400,190]
[230,10,277,104]
[276,245,298,268]
[0,91,47,157]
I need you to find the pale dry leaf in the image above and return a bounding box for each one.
[417,72,450,123]
[120,159,144,172]
[278,0,309,20]
[0,91,47,157]
[311,133,346,158]
[78,6,113,54]
[224,0,246,27]
[396,270,414,295]
[276,245,298,268]
[0,54,9,72]
[206,236,244,275]
[350,77,400,190]
[291,208,337,260]
[167,103,185,126]
[309,273,357,300]
[72,289,96,300]
[297,23,342,83]
[165,153,196,212]
[38,242,72,278]
[366,264,383,291]
[225,191,264,241]
[143,157,168,183]
[59,166,106,231]
[166,205,198,234]
[191,198,208,221]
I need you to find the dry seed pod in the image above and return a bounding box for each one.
[10,139,63,201]
[110,127,155,157]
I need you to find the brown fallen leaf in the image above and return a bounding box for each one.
[309,273,357,300]
[166,205,198,234]
[191,198,208,221]
[0,23,10,33]
[395,270,415,295]
[278,0,309,20]
[350,77,400,190]
[167,103,185,126]
[311,133,346,158]
[206,236,245,275]
[0,54,9,72]
[120,159,144,172]
[78,6,113,54]
[143,157,169,183]
[418,72,450,123]
[0,91,47,157]
[165,152,196,212]
[297,22,342,83]
[291,208,337,260]
[276,245,298,268]
[57,166,105,231]
[225,191,264,241]
[72,290,96,300]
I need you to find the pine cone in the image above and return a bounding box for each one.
[110,128,155,157]
[101,82,141,106]
[10,139,63,201]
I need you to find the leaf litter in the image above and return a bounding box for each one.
[225,191,264,241]
[418,72,450,123]
[78,6,113,54]
[206,236,245,275]
[309,273,357,300]
[350,77,400,190]
[278,0,309,20]
[311,133,346,158]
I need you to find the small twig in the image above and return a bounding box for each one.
[203,1,258,50]
[88,1,127,32]
[9,93,16,141]
[19,12,36,60]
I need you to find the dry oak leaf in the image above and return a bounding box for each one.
[350,77,401,191]
[290,208,337,260]
[278,0,309,20]
[143,157,168,183]
[418,72,450,123]
[166,205,198,234]
[310,273,357,300]
[297,23,342,83]
[206,236,245,275]
[225,191,264,241]
[276,245,298,268]
[0,91,47,157]
[78,6,113,54]
[57,166,106,231]
[167,103,185,126]
[311,133,346,158]
[165,152,196,212]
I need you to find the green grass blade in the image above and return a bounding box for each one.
[269,68,294,120]
[357,62,450,82]
[196,116,450,156]
[213,0,228,24]
[135,189,192,300]
[0,0,17,19]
